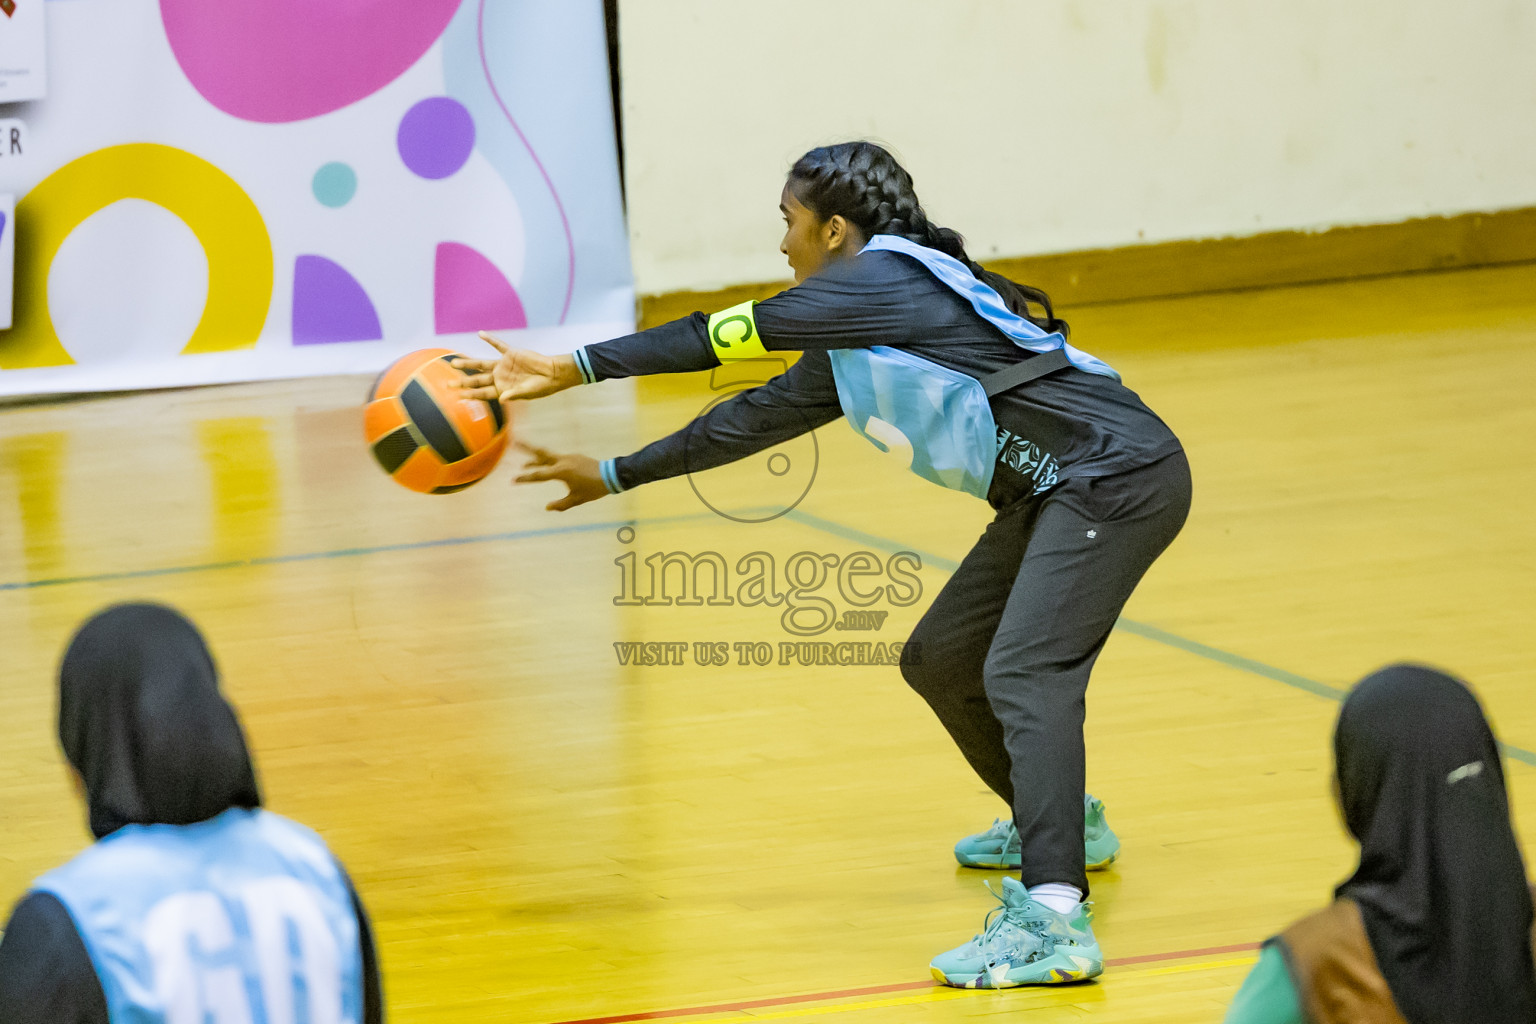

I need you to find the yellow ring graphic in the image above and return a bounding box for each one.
[0,143,273,369]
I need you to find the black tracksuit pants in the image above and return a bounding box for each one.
[901,450,1192,895]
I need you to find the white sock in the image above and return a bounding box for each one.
[1027,883,1083,914]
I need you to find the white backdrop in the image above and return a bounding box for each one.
[618,0,1536,296]
[0,0,633,397]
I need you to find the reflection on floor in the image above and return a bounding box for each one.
[4,262,1536,1023]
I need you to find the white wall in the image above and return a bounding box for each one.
[617,0,1536,296]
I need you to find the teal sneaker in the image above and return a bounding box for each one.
[1083,795,1119,869]
[953,794,1120,870]
[929,877,1104,988]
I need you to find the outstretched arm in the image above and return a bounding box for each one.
[454,253,921,402]
[449,261,913,509]
[451,314,719,402]
[607,349,843,492]
[574,264,920,383]
[507,351,843,511]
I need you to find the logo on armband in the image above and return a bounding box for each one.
[707,300,768,363]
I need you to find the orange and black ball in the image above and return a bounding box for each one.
[364,348,508,494]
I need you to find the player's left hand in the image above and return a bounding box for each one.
[513,441,609,511]
[451,333,581,403]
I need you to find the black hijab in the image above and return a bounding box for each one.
[1334,664,1536,1024]
[59,603,261,840]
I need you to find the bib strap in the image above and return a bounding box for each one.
[980,348,1071,397]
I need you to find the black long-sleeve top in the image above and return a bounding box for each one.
[582,250,1182,510]
[0,883,383,1023]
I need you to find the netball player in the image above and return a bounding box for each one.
[454,141,1190,986]
[0,603,382,1022]
[1224,665,1536,1024]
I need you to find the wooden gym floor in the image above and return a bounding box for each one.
[3,261,1536,1022]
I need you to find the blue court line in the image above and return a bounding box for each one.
[780,509,963,573]
[1111,619,1345,701]
[0,512,728,593]
[6,502,1532,768]
[1118,624,1536,768]
[779,509,1536,769]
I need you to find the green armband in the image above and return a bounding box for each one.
[707,300,768,363]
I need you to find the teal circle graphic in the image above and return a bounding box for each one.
[312,162,357,207]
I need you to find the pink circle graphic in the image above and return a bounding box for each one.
[398,98,476,180]
[159,0,462,123]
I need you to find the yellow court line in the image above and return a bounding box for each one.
[1131,955,1258,978]
[648,956,1260,1023]
[655,989,974,1024]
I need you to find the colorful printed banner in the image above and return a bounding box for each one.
[0,0,633,397]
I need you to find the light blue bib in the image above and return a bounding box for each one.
[33,807,364,1024]
[827,235,1117,498]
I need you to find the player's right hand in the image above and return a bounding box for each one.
[513,442,608,511]
[450,332,582,403]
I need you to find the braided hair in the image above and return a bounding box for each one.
[787,141,1067,335]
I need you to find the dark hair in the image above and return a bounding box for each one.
[787,141,1067,335]
[61,603,261,838]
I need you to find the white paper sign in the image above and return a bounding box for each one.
[0,0,46,102]
[0,193,12,329]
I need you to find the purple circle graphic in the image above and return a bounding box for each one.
[397,97,476,179]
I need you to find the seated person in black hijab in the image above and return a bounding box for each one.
[1224,664,1536,1024]
[0,603,383,1023]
